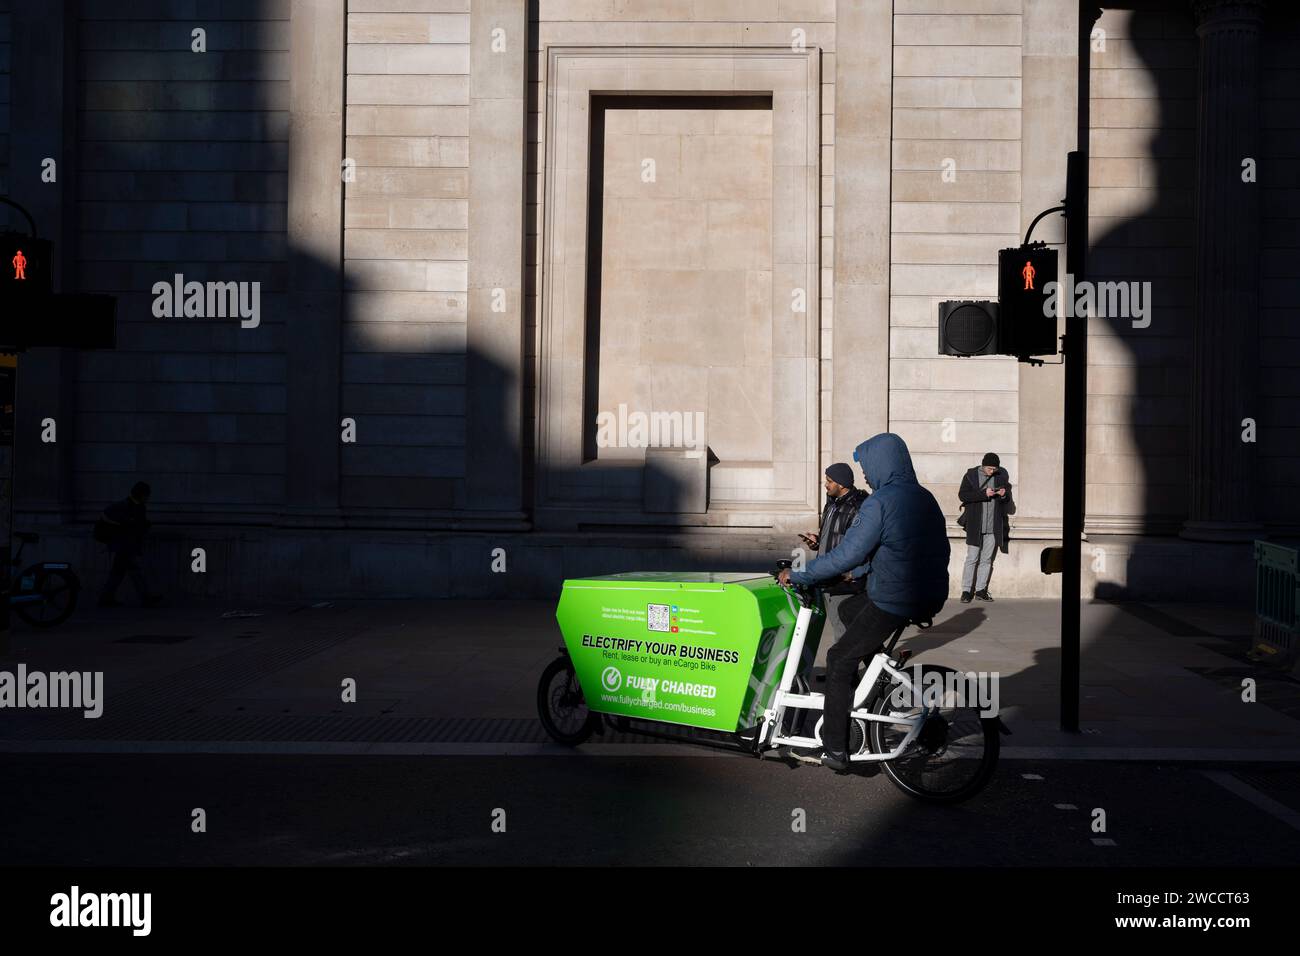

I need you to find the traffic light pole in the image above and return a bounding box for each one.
[1060,150,1088,733]
[1020,151,1086,733]
[1054,1,1100,738]
[0,356,13,658]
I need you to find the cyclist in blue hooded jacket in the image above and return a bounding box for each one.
[778,433,950,772]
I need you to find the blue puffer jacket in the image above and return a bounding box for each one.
[789,433,950,619]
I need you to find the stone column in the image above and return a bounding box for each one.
[1182,0,1266,542]
[466,0,527,517]
[281,0,345,524]
[1017,0,1078,539]
[831,1,893,458]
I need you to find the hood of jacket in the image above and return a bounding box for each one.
[854,433,917,493]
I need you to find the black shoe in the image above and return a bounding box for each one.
[975,589,994,602]
[821,750,851,773]
[960,591,973,603]
[98,595,121,608]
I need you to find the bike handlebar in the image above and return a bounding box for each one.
[770,565,821,609]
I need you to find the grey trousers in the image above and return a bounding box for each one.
[962,532,997,592]
[824,592,850,645]
[797,592,851,678]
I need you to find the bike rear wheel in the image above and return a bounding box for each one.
[537,655,600,746]
[869,664,998,804]
[13,567,79,628]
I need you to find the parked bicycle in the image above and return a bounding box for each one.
[8,532,79,627]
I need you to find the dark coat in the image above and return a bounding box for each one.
[815,486,869,595]
[957,466,1013,553]
[815,487,869,556]
[100,496,150,555]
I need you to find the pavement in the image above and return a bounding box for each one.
[2,595,1298,761]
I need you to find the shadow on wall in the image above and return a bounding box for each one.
[1086,1,1274,602]
[4,1,779,603]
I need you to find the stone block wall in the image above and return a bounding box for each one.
[69,0,291,522]
[343,1,471,510]
[888,0,1025,526]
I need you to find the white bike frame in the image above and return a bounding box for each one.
[757,589,927,762]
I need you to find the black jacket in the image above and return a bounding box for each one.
[957,466,1013,553]
[816,487,869,556]
[100,496,150,554]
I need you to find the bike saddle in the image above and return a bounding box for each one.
[15,532,39,543]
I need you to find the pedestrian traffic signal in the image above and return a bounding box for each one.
[939,245,1060,359]
[997,242,1059,357]
[0,229,115,350]
[0,232,53,295]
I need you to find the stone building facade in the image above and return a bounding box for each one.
[0,0,1295,601]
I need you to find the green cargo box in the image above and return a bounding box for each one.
[555,571,826,733]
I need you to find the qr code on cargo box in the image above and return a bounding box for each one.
[647,604,671,632]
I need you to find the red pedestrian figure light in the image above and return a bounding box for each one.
[12,248,27,280]
[1022,259,1035,290]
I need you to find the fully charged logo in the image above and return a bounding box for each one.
[600,666,621,692]
[626,675,717,700]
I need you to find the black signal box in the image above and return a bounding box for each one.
[997,242,1059,357]
[0,290,117,351]
[938,300,1000,356]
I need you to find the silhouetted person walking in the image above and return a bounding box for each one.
[96,481,161,607]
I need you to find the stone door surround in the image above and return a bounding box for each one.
[536,45,821,520]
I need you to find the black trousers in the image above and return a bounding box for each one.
[822,592,906,753]
[103,550,149,600]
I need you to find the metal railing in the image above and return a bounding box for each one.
[1254,540,1299,663]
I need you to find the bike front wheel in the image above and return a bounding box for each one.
[869,664,999,804]
[13,567,80,628]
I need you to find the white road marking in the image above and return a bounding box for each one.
[2,741,1300,762]
[0,740,737,757]
[1005,747,1300,762]
[1202,770,1300,833]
